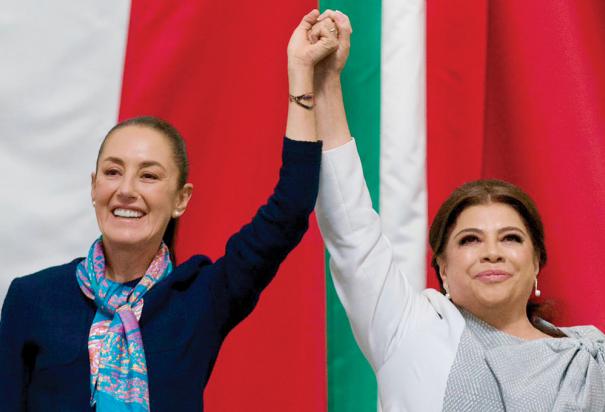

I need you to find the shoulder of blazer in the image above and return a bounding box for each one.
[17,258,83,286]
[13,258,91,313]
[5,258,92,366]
[159,254,214,288]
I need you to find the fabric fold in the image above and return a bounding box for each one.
[485,331,605,411]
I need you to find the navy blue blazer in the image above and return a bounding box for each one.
[0,138,321,411]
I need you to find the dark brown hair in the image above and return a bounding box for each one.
[95,116,189,262]
[428,179,548,319]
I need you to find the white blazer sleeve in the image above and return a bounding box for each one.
[315,139,423,370]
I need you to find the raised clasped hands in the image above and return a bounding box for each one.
[287,10,351,83]
[310,10,352,86]
[287,10,338,72]
[285,9,352,146]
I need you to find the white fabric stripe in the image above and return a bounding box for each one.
[380,0,427,293]
[0,0,131,304]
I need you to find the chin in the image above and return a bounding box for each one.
[102,230,153,250]
[474,286,515,308]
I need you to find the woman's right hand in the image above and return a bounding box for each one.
[287,10,339,73]
[311,10,352,88]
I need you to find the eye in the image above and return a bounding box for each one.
[103,168,120,177]
[141,172,159,181]
[502,233,523,243]
[458,235,480,246]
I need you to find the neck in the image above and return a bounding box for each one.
[102,240,161,283]
[465,303,548,340]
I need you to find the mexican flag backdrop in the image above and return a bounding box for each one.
[1,0,604,410]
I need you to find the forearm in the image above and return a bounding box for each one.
[218,138,321,329]
[285,67,318,142]
[285,8,339,142]
[315,74,352,150]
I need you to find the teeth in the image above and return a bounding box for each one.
[113,208,143,218]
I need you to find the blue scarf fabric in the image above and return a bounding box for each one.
[76,238,172,411]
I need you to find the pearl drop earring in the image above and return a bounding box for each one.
[534,278,541,297]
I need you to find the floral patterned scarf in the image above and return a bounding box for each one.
[76,237,172,412]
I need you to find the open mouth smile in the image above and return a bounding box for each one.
[112,208,145,219]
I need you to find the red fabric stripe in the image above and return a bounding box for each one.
[428,0,605,329]
[426,0,488,290]
[118,1,326,410]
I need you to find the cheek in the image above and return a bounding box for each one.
[507,246,536,271]
[147,187,179,216]
[442,248,481,291]
[444,248,477,272]
[92,181,113,204]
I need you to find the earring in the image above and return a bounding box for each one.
[92,200,96,207]
[534,278,541,297]
[444,283,451,300]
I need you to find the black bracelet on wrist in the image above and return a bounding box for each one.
[289,93,314,110]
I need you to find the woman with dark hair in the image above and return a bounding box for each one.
[0,10,339,411]
[313,10,605,411]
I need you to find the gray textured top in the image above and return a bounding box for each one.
[443,309,605,411]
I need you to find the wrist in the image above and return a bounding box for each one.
[288,67,314,95]
[315,75,342,96]
[288,60,314,76]
[315,67,342,79]
[289,92,315,110]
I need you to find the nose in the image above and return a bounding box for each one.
[480,238,504,263]
[116,174,138,202]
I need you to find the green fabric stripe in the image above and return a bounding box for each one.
[319,1,381,411]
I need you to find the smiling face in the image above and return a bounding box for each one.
[91,125,192,253]
[438,202,539,316]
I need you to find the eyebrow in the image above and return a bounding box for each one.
[102,157,166,170]
[453,226,527,239]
